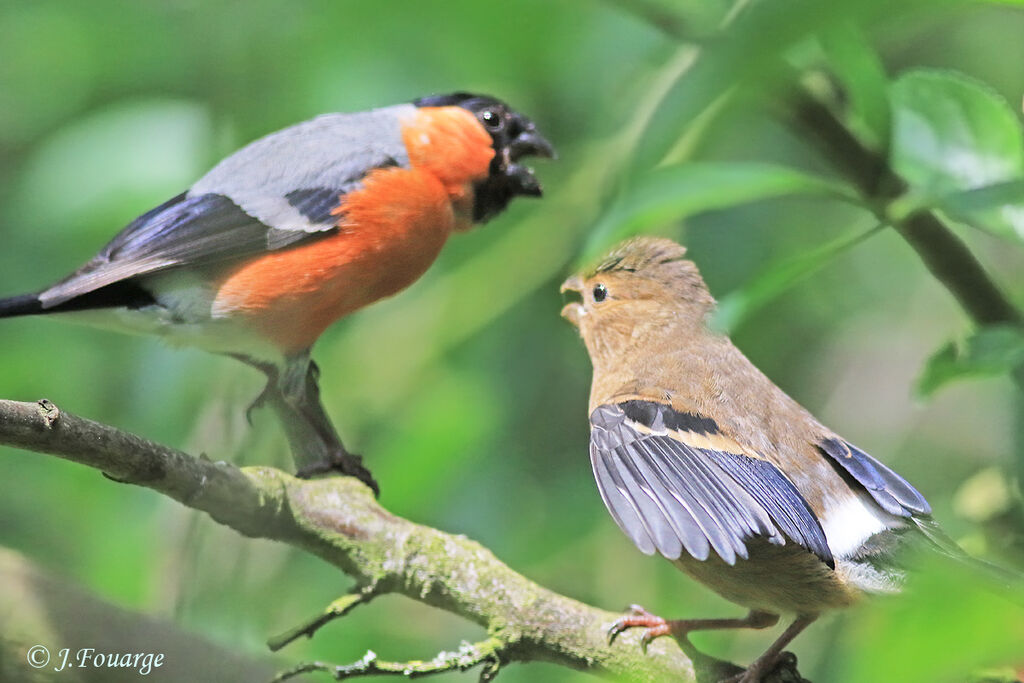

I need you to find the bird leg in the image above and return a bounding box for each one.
[720,614,816,683]
[608,605,779,652]
[233,353,379,495]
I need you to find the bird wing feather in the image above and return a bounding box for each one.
[589,400,834,567]
[39,106,414,308]
[816,437,931,517]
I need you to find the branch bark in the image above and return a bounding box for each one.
[0,398,758,682]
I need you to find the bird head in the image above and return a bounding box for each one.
[561,237,715,363]
[414,92,555,222]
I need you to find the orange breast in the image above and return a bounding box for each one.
[211,106,497,354]
[401,106,494,231]
[212,166,455,352]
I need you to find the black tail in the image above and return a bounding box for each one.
[0,282,157,319]
[0,293,43,318]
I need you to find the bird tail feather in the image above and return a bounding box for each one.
[913,517,1024,598]
[0,294,43,319]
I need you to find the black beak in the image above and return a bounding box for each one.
[508,129,556,161]
[507,163,543,196]
[471,111,555,222]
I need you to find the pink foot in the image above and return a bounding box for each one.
[607,604,671,652]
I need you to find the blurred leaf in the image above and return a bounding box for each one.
[842,556,1024,683]
[16,99,213,228]
[633,0,945,171]
[819,22,890,147]
[937,179,1024,243]
[953,466,1015,524]
[917,325,1024,398]
[711,225,881,333]
[582,161,855,263]
[890,69,1024,241]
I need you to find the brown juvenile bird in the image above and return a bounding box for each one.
[561,236,945,682]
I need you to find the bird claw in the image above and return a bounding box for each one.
[296,451,380,497]
[245,389,271,426]
[719,651,800,683]
[607,604,668,649]
[639,628,665,654]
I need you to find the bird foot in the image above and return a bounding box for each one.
[720,651,803,683]
[296,451,380,497]
[607,604,672,651]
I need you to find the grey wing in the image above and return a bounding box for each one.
[39,105,414,308]
[589,401,833,567]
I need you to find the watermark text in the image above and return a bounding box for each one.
[27,645,165,675]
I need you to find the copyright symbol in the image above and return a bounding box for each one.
[27,645,49,668]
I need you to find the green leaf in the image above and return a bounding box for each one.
[842,555,1024,683]
[819,22,891,147]
[937,179,1024,243]
[580,161,855,264]
[889,69,1024,241]
[710,225,882,333]
[916,325,1024,398]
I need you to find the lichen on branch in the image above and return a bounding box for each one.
[0,398,730,682]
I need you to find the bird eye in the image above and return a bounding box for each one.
[480,108,503,132]
[592,283,608,302]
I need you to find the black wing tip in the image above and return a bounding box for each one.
[44,281,157,313]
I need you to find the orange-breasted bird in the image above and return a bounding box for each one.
[0,92,553,492]
[560,237,1003,682]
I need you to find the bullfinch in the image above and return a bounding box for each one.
[560,237,986,682]
[0,92,554,492]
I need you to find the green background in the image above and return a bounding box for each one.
[1,1,1022,681]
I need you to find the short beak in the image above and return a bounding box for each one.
[509,128,557,161]
[560,275,584,327]
[508,163,542,197]
[487,119,554,207]
[560,275,583,295]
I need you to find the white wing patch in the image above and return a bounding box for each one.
[818,490,901,559]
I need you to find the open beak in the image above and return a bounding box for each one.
[506,163,542,196]
[501,125,555,198]
[509,128,556,161]
[560,275,584,327]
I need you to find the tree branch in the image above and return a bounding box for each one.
[612,0,1022,330]
[788,90,1023,328]
[1,398,761,682]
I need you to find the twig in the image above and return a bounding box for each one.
[268,587,377,652]
[271,639,505,682]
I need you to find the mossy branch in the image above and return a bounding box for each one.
[0,397,775,682]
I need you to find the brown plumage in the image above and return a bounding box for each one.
[561,236,936,682]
